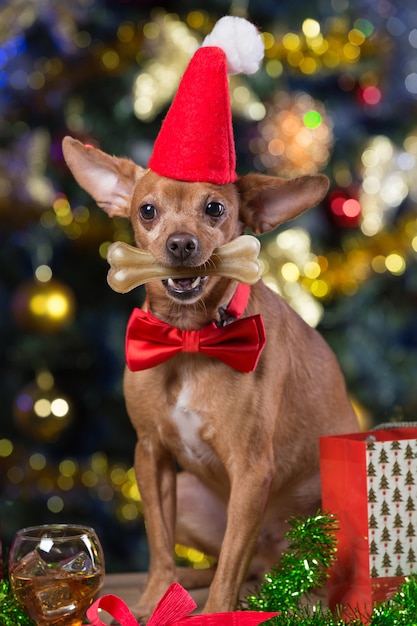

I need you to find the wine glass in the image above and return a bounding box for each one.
[9,524,105,626]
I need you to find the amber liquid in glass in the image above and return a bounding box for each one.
[11,569,103,625]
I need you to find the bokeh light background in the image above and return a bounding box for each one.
[1,0,417,573]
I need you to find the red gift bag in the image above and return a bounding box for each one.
[320,426,417,618]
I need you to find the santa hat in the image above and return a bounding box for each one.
[148,16,264,185]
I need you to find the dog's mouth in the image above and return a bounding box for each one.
[163,275,209,300]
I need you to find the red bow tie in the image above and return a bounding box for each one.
[125,284,266,373]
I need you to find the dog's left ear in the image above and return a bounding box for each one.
[236,173,330,235]
[62,136,145,218]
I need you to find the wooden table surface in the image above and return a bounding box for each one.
[101,571,211,611]
[99,572,255,623]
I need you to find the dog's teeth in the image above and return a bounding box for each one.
[168,278,176,287]
[191,276,201,288]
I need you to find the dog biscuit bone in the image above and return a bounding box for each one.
[107,235,262,293]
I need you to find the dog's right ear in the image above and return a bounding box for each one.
[236,172,330,235]
[62,136,145,218]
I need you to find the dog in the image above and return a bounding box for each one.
[62,134,359,622]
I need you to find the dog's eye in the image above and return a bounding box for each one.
[139,204,156,220]
[206,202,225,218]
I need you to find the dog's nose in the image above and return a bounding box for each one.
[166,233,199,261]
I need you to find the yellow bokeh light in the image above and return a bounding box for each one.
[281,262,300,282]
[385,253,406,275]
[59,459,77,476]
[343,43,360,61]
[287,50,304,67]
[34,398,51,418]
[143,21,160,39]
[175,544,188,558]
[310,279,329,298]
[111,467,127,485]
[262,32,275,49]
[128,483,140,501]
[283,32,301,51]
[266,59,283,78]
[121,503,140,521]
[57,475,74,491]
[102,49,120,70]
[174,544,211,568]
[29,453,46,470]
[53,197,70,213]
[29,290,70,319]
[37,370,54,391]
[302,18,321,38]
[0,439,13,457]
[82,470,98,487]
[309,35,328,55]
[300,57,318,74]
[117,23,134,43]
[186,11,205,29]
[91,452,108,474]
[47,496,64,513]
[48,293,69,318]
[186,547,206,563]
[348,28,366,46]
[323,50,341,68]
[370,255,385,273]
[304,261,321,279]
[233,86,250,104]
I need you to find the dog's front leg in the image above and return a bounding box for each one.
[203,456,274,613]
[132,436,177,623]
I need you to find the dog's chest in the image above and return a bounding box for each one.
[168,382,217,466]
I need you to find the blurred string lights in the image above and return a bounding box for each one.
[260,214,417,326]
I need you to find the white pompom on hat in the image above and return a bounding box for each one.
[201,16,265,75]
[148,16,264,185]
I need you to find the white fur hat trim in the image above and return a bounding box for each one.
[202,16,264,75]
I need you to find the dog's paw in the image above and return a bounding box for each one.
[130,602,154,625]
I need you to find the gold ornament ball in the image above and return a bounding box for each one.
[11,278,76,333]
[14,372,74,443]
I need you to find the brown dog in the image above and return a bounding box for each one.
[63,135,359,621]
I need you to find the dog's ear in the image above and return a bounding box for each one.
[62,136,145,218]
[236,173,330,235]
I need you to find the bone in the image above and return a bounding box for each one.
[106,235,262,293]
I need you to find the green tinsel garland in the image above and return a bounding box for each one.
[243,511,417,626]
[0,579,36,626]
[244,512,339,614]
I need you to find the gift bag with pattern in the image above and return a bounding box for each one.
[320,426,417,617]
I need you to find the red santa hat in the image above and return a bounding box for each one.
[148,16,264,185]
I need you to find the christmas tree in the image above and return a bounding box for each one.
[1,0,417,574]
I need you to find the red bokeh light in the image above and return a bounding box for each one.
[329,191,361,227]
[358,86,382,106]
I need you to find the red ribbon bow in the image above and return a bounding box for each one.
[125,284,266,373]
[86,584,278,626]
